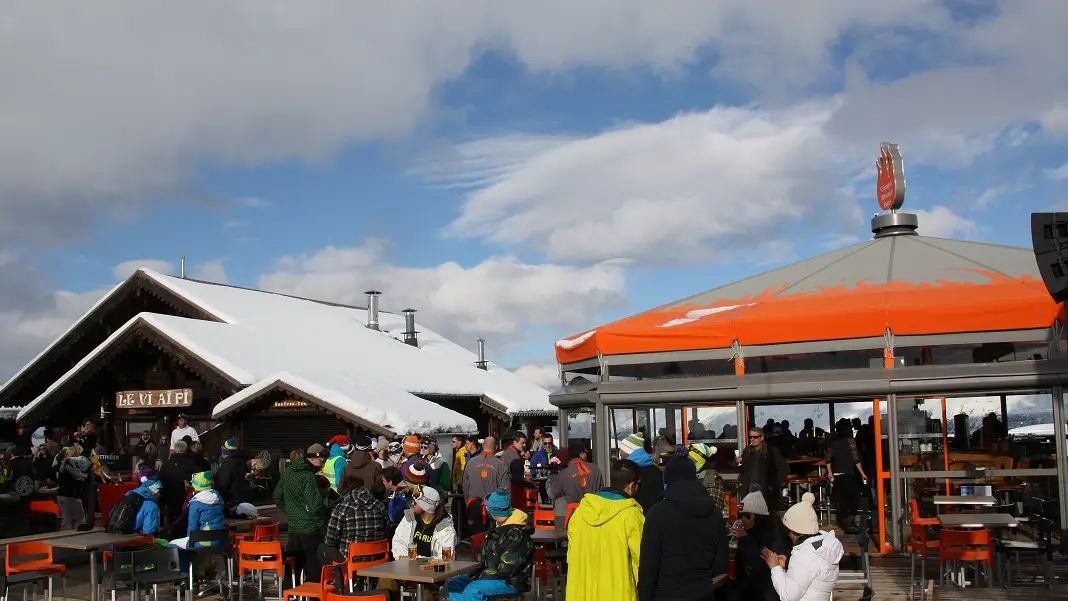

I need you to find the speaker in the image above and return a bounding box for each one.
[1031,212,1068,303]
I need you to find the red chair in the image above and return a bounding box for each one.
[5,541,67,599]
[938,529,993,587]
[282,564,340,601]
[907,522,939,599]
[532,508,556,531]
[344,540,389,591]
[909,499,940,527]
[28,500,60,519]
[523,488,539,512]
[237,540,295,598]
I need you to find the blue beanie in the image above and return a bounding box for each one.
[485,488,512,518]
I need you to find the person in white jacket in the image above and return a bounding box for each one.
[761,492,843,601]
[391,485,456,560]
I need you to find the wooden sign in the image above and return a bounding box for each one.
[272,399,311,409]
[115,388,193,408]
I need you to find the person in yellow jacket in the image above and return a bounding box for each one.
[566,459,645,601]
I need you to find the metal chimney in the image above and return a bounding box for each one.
[180,256,186,279]
[475,338,488,370]
[402,309,418,346]
[365,290,381,330]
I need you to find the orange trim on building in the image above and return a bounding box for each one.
[556,271,1062,364]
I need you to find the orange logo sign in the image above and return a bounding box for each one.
[876,142,906,211]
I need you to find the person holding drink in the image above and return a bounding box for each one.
[382,486,456,597]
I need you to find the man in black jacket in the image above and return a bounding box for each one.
[737,426,790,512]
[638,446,729,601]
[214,438,253,505]
[158,439,199,524]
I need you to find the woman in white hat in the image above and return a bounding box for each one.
[732,486,791,601]
[760,492,842,601]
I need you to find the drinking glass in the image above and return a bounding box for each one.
[441,548,453,563]
[408,545,418,560]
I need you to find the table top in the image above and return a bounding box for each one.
[937,513,1018,529]
[531,528,568,544]
[357,558,479,584]
[933,495,997,506]
[46,532,150,551]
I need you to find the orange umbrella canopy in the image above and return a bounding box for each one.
[556,234,1062,365]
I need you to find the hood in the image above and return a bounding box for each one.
[349,486,379,509]
[502,508,528,527]
[794,531,844,565]
[349,450,372,468]
[576,491,641,527]
[288,458,317,473]
[329,444,347,458]
[426,454,446,470]
[662,478,714,517]
[192,490,221,505]
[132,483,160,501]
[626,448,655,467]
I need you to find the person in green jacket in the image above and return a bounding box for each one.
[422,440,452,491]
[275,443,329,583]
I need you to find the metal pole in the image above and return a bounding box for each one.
[1051,386,1067,535]
[736,401,746,455]
[596,401,611,488]
[886,394,902,553]
[557,409,569,449]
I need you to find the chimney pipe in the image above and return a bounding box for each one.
[365,290,381,330]
[180,256,186,279]
[402,309,418,346]
[475,338,488,370]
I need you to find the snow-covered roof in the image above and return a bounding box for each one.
[13,269,552,431]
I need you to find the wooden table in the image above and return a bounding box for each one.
[357,558,479,601]
[933,495,997,506]
[225,515,272,530]
[46,532,151,601]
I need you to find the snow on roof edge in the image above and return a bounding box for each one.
[212,371,478,435]
[140,269,239,324]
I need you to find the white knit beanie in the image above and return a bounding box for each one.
[782,492,820,535]
[741,490,770,516]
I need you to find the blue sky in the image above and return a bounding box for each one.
[1,1,1067,389]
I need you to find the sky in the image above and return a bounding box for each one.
[1,1,1067,393]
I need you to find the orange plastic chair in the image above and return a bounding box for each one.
[532,547,559,586]
[470,532,487,561]
[237,540,289,598]
[564,503,579,526]
[523,488,539,512]
[533,508,556,531]
[282,564,339,601]
[235,522,280,542]
[344,540,389,591]
[28,500,61,519]
[325,589,388,601]
[909,499,940,526]
[938,529,993,586]
[907,522,939,598]
[5,541,67,577]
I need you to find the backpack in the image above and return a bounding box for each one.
[107,493,145,534]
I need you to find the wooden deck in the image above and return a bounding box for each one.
[861,555,1064,600]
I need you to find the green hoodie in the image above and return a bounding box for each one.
[274,458,327,534]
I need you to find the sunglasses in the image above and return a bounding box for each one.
[749,435,762,440]
[543,442,553,447]
[420,443,430,449]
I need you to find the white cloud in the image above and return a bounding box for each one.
[1045,164,1068,181]
[512,363,561,391]
[112,259,174,280]
[911,206,978,239]
[0,288,107,382]
[434,101,864,264]
[258,238,629,349]
[2,2,1065,245]
[191,259,229,284]
[1043,105,1068,138]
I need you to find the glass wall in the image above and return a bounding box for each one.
[565,407,596,462]
[894,391,1060,538]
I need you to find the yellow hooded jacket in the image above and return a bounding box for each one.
[565,491,644,601]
